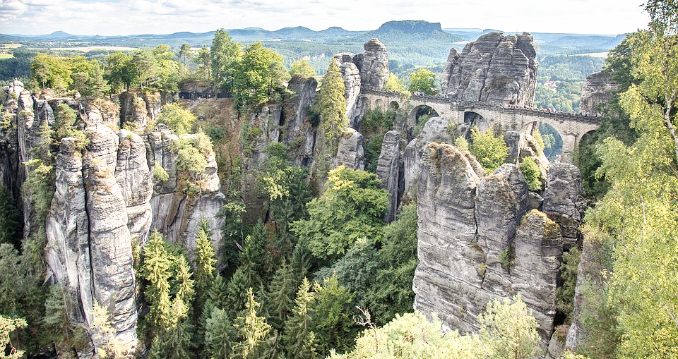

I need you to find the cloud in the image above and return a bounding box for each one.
[0,0,649,36]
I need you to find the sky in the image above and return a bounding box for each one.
[0,0,650,36]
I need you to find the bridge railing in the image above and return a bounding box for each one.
[361,88,601,125]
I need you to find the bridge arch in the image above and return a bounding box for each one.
[374,99,384,112]
[389,101,399,111]
[464,111,491,133]
[409,105,440,130]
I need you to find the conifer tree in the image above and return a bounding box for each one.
[263,261,296,331]
[193,218,216,316]
[283,278,318,359]
[225,267,252,316]
[310,276,355,356]
[142,230,173,333]
[234,288,271,359]
[319,60,347,142]
[205,307,236,359]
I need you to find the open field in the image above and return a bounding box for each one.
[0,54,13,59]
[48,46,137,52]
[1,44,22,48]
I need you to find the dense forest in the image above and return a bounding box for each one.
[1,1,678,358]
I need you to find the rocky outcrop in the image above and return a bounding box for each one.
[441,32,538,107]
[334,54,363,127]
[116,129,153,244]
[412,141,565,339]
[376,130,400,222]
[148,128,225,255]
[334,129,365,170]
[543,163,586,246]
[119,91,149,130]
[359,38,389,90]
[45,127,140,355]
[580,71,618,115]
[284,76,318,166]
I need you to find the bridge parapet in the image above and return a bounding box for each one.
[361,89,602,126]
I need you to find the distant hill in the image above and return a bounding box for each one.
[353,20,462,43]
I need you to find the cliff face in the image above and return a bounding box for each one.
[410,119,585,342]
[580,71,618,115]
[441,32,538,107]
[0,85,227,356]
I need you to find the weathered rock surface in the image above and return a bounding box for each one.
[376,130,400,222]
[580,71,618,115]
[359,38,389,90]
[148,128,225,255]
[334,54,363,127]
[284,76,318,166]
[116,129,153,244]
[543,163,586,246]
[413,141,568,340]
[441,32,538,107]
[334,129,365,170]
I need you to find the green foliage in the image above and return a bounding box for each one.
[519,157,544,191]
[333,296,539,359]
[43,284,90,353]
[104,52,137,91]
[556,247,580,321]
[158,103,197,135]
[211,29,242,92]
[359,109,395,173]
[193,219,216,322]
[383,73,407,93]
[289,59,316,78]
[408,68,437,95]
[233,288,271,359]
[291,165,389,261]
[469,127,508,172]
[205,307,236,359]
[478,295,541,359]
[365,203,419,323]
[310,276,355,356]
[152,162,169,182]
[30,53,72,91]
[263,261,296,332]
[454,136,469,151]
[0,185,21,249]
[581,21,678,357]
[0,314,27,359]
[283,278,318,359]
[318,60,348,142]
[141,230,195,341]
[233,42,287,109]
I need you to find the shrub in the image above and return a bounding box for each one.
[469,127,508,172]
[153,162,170,182]
[519,157,543,191]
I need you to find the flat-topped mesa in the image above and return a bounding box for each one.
[441,32,538,107]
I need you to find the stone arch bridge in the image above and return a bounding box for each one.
[360,89,601,161]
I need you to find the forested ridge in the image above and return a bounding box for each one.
[1,1,678,358]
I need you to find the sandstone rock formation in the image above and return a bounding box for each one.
[0,82,229,357]
[333,54,363,127]
[412,142,566,340]
[441,32,538,107]
[284,76,318,166]
[375,130,400,222]
[543,163,586,246]
[358,38,389,90]
[580,71,618,115]
[334,129,365,170]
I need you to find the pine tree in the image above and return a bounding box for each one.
[319,60,347,143]
[194,219,217,305]
[225,267,253,317]
[263,261,296,332]
[310,276,355,356]
[234,288,271,359]
[142,230,173,333]
[283,278,318,359]
[205,307,236,359]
